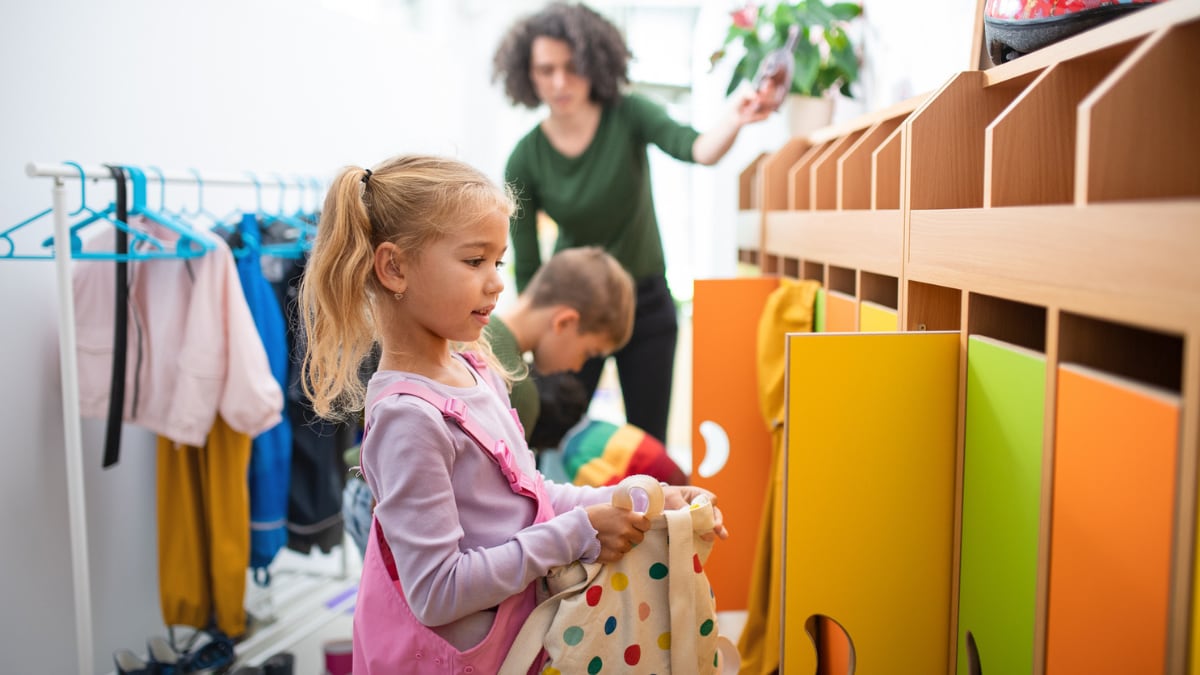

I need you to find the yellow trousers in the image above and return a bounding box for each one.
[157,416,251,637]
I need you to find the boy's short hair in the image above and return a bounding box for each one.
[523,246,635,350]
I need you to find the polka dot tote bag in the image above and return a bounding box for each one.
[500,475,740,674]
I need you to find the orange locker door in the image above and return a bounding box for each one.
[1047,364,1180,674]
[692,277,779,611]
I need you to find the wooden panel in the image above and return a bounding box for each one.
[787,142,831,211]
[840,118,903,210]
[908,71,1034,210]
[764,211,903,278]
[763,138,813,211]
[859,301,899,333]
[782,332,959,674]
[740,152,768,209]
[872,125,904,210]
[825,290,857,333]
[1078,22,1200,203]
[985,48,1130,207]
[907,281,962,332]
[811,129,865,211]
[692,278,780,611]
[1046,364,1180,674]
[907,203,1200,332]
[957,336,1046,675]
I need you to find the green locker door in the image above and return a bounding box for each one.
[957,336,1047,674]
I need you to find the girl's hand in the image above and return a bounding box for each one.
[663,485,730,541]
[584,503,651,563]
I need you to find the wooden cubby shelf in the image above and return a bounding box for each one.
[735,2,1200,673]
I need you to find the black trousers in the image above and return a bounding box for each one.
[575,274,678,443]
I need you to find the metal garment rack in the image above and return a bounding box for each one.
[22,162,320,674]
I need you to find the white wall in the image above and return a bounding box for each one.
[0,1,978,672]
[0,1,521,672]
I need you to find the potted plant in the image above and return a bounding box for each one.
[711,1,862,135]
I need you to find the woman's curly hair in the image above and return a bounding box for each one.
[492,2,631,109]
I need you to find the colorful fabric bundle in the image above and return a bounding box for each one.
[560,419,688,487]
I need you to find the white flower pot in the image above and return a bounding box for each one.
[784,94,835,139]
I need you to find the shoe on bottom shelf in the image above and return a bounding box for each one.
[113,649,153,675]
[261,651,294,675]
[146,635,182,675]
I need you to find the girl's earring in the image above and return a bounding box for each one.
[394,291,405,301]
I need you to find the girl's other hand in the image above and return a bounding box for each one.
[663,485,730,541]
[584,503,650,564]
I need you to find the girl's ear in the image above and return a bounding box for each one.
[550,306,581,334]
[374,243,407,296]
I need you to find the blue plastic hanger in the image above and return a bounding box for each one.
[2,162,164,260]
[120,165,212,259]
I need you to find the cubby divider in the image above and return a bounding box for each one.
[840,117,903,210]
[872,124,904,210]
[810,129,866,211]
[985,44,1132,207]
[1077,21,1200,203]
[787,141,832,210]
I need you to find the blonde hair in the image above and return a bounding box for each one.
[300,154,516,420]
[525,246,635,349]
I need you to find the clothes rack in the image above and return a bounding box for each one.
[19,162,323,674]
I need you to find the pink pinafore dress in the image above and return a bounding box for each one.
[352,353,553,674]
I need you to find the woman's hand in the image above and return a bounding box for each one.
[663,485,730,541]
[734,87,776,126]
[584,503,651,563]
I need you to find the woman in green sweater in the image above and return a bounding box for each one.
[493,1,772,442]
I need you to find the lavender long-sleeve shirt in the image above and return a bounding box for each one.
[360,358,614,648]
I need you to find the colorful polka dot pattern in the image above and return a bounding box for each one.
[544,532,723,675]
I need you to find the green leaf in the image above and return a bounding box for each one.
[792,40,820,95]
[828,3,863,21]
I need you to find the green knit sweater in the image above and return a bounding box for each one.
[483,316,539,444]
[504,93,700,291]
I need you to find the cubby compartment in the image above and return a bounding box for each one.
[1047,313,1183,674]
[787,140,832,210]
[840,117,903,210]
[907,70,1038,210]
[907,281,961,332]
[810,129,866,211]
[967,293,1047,353]
[782,256,800,279]
[985,43,1135,207]
[1078,19,1200,203]
[801,260,825,284]
[860,271,900,333]
[1058,312,1182,393]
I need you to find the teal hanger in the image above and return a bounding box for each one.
[120,165,212,259]
[183,168,223,228]
[3,162,164,260]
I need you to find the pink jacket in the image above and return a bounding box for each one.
[73,218,282,447]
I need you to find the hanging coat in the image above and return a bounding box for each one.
[231,213,293,579]
[738,278,820,675]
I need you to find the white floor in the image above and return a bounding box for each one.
[227,306,745,675]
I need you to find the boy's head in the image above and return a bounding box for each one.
[523,246,635,374]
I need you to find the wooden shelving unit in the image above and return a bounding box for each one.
[739,2,1200,673]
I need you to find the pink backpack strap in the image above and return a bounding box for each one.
[364,379,541,500]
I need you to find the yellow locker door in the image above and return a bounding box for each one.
[783,331,960,674]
